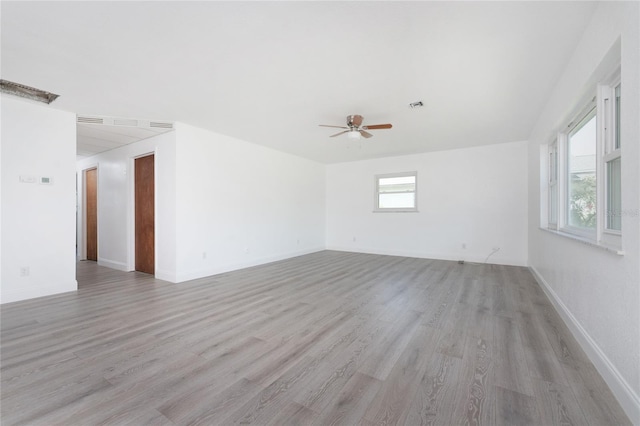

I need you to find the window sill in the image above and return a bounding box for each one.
[373,209,419,213]
[539,227,624,256]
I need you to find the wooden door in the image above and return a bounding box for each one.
[135,155,155,274]
[86,168,98,261]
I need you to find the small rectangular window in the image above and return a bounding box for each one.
[374,172,417,212]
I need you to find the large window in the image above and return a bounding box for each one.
[374,172,417,212]
[546,66,621,249]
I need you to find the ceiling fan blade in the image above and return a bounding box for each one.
[359,130,373,138]
[330,130,349,137]
[362,123,392,130]
[319,124,348,129]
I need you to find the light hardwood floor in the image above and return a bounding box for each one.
[1,251,630,425]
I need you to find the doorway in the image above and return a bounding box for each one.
[135,154,155,274]
[85,167,98,261]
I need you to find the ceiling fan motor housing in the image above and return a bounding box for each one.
[347,114,363,128]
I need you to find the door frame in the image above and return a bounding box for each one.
[128,151,157,274]
[78,164,99,261]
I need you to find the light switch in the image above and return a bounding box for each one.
[19,175,36,183]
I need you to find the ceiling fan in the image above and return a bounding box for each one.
[319,115,392,139]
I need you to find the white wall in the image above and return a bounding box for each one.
[527,2,639,422]
[326,140,528,266]
[173,123,325,282]
[75,123,325,284]
[76,131,177,281]
[1,96,77,303]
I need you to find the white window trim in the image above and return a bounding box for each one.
[373,171,418,213]
[548,140,558,230]
[539,227,625,256]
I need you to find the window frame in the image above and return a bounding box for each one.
[562,105,597,239]
[545,64,622,250]
[373,171,418,213]
[548,140,558,229]
[599,69,622,245]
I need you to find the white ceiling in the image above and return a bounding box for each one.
[2,1,596,164]
[76,119,174,160]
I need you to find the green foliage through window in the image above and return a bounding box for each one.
[569,174,596,228]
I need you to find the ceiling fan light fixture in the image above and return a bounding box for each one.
[0,79,59,104]
[348,130,361,139]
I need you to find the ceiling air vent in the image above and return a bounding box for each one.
[77,116,104,124]
[149,122,173,129]
[76,114,174,132]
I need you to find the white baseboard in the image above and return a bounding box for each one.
[530,266,640,425]
[155,269,177,283]
[97,257,129,272]
[0,280,78,304]
[326,245,526,267]
[175,247,325,283]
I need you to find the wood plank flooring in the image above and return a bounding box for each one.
[0,251,630,425]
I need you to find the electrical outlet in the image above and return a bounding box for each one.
[20,266,30,277]
[353,236,357,242]
[462,243,467,249]
[202,252,207,260]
